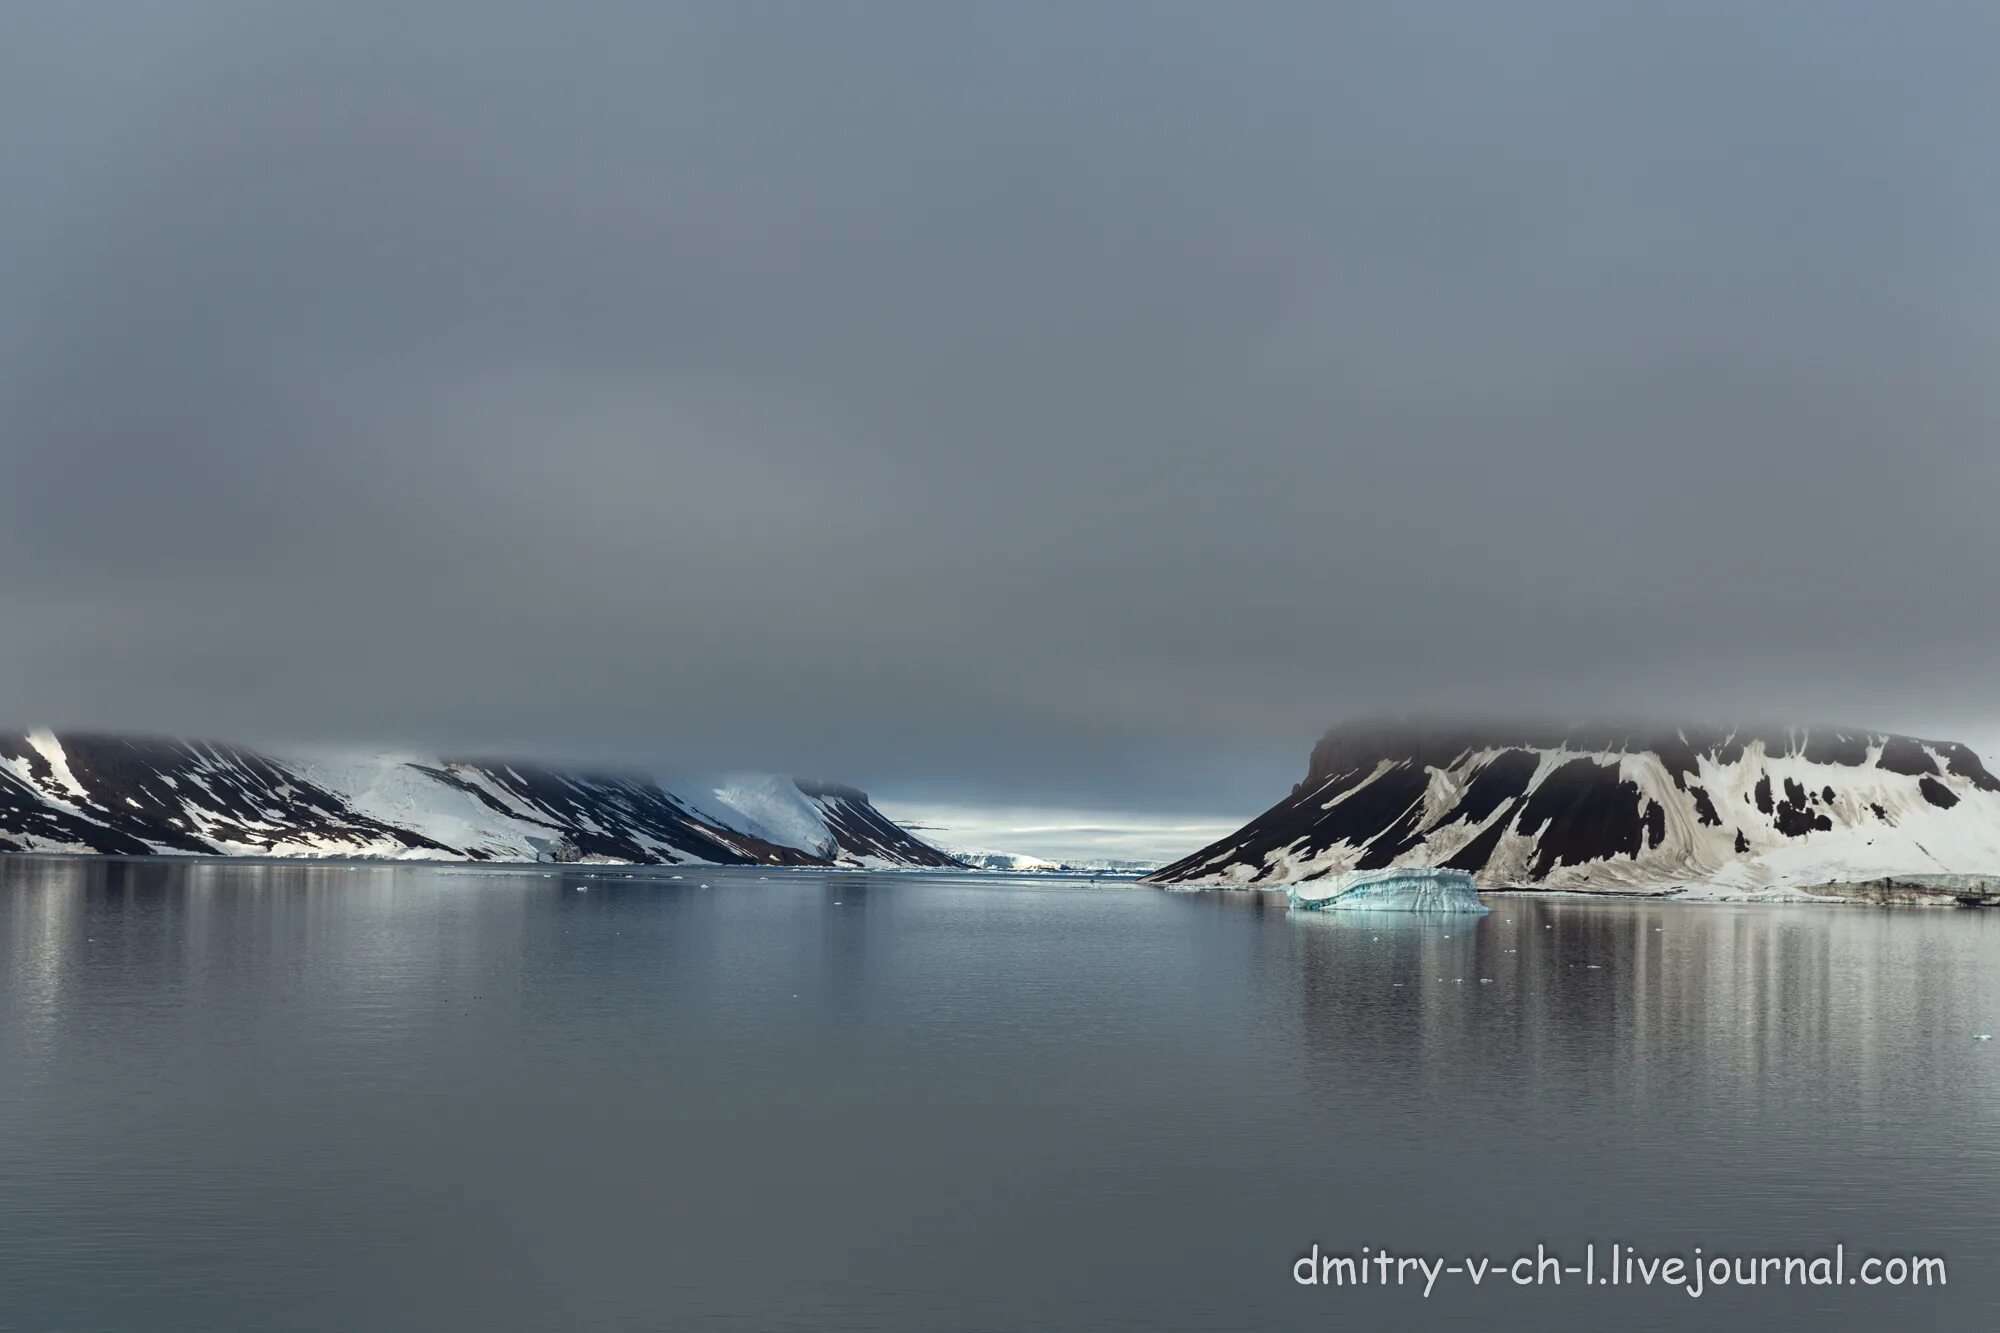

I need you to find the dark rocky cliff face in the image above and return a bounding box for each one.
[795,779,965,868]
[1149,720,2000,891]
[419,759,826,866]
[0,732,453,858]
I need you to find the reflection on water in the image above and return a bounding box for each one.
[1283,898,1993,1120]
[3,857,1999,1331]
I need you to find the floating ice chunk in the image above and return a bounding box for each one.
[1286,868,1489,914]
[1978,1034,1993,1042]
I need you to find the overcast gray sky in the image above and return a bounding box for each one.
[4,3,1998,848]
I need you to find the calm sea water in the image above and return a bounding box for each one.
[3,857,1998,1332]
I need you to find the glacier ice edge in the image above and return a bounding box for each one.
[1286,867,1490,914]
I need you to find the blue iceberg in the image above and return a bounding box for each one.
[1286,867,1489,914]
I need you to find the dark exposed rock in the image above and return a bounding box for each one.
[1449,751,1540,827]
[1441,808,1515,872]
[1512,757,1646,879]
[795,779,964,868]
[1772,803,1832,837]
[1919,777,1960,810]
[1876,736,1938,778]
[1935,742,2000,792]
[1801,730,1870,767]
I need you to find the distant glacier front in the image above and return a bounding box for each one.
[1285,867,1489,914]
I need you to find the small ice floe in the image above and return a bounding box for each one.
[1504,948,1518,954]
[672,875,683,881]
[1586,964,1602,970]
[1454,977,1463,984]
[576,886,588,893]
[832,900,842,906]
[1977,1034,1993,1042]
[700,883,710,888]
[1479,978,1493,984]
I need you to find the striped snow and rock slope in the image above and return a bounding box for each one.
[0,730,962,869]
[1146,721,2000,896]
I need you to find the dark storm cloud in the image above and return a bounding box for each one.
[4,2,1998,813]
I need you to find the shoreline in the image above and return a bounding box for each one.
[1156,874,2000,908]
[4,850,1993,906]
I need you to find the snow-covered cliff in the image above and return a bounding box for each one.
[0,731,962,869]
[1147,721,2000,894]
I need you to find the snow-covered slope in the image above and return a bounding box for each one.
[948,847,1158,874]
[679,774,841,860]
[948,848,1064,872]
[0,731,962,869]
[1146,721,2000,894]
[790,780,966,869]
